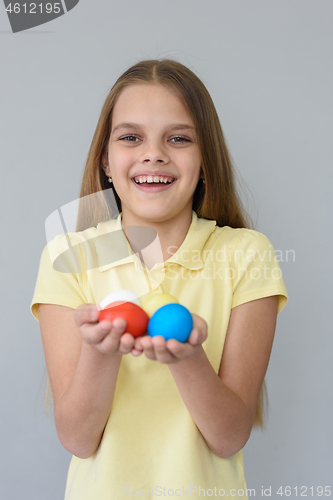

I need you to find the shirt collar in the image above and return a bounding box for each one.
[95,211,217,272]
[165,211,216,270]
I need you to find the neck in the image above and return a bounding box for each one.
[121,210,193,269]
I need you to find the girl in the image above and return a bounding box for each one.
[31,59,288,499]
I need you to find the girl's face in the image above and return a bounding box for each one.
[103,83,202,228]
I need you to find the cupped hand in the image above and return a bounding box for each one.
[131,313,207,364]
[74,304,137,355]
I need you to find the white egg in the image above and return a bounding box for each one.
[100,289,141,310]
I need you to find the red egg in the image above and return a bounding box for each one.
[99,301,149,338]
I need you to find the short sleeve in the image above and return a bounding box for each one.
[30,234,89,322]
[230,230,288,314]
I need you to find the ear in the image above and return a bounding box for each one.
[101,151,109,172]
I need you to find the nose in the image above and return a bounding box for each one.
[140,140,170,165]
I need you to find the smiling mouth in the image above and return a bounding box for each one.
[132,175,176,185]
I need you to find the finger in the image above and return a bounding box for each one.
[132,336,145,356]
[151,336,177,364]
[133,333,150,349]
[165,338,186,355]
[191,313,208,334]
[95,318,127,353]
[164,338,196,360]
[79,319,112,345]
[82,316,126,344]
[188,314,208,346]
[74,303,100,328]
[117,333,136,354]
[139,335,158,361]
[187,327,202,346]
[131,347,143,357]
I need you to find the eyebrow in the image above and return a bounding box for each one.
[111,122,196,134]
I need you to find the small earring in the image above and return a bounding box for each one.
[108,177,113,184]
[202,178,206,185]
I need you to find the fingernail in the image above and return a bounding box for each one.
[113,320,125,332]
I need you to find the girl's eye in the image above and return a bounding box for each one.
[120,135,140,142]
[119,135,191,143]
[170,136,190,143]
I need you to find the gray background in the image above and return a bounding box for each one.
[1,1,332,499]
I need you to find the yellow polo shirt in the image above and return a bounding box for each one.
[31,211,288,500]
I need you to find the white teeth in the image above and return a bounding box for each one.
[133,175,174,184]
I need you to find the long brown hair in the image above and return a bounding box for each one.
[75,59,267,430]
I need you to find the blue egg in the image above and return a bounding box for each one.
[148,303,193,343]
